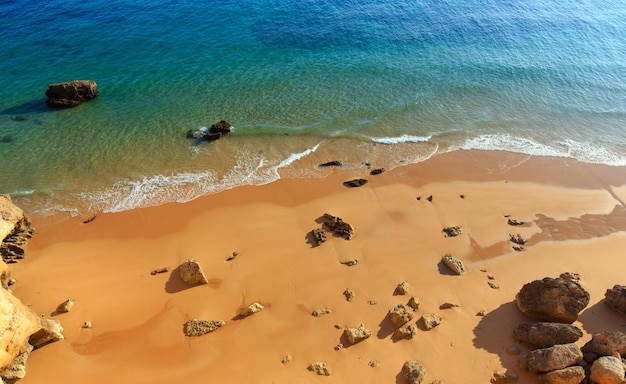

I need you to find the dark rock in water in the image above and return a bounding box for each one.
[370,168,385,175]
[209,120,232,134]
[202,132,222,141]
[513,322,583,348]
[318,161,342,167]
[516,277,590,323]
[0,136,13,143]
[605,285,626,315]
[187,120,231,142]
[11,115,27,122]
[45,80,99,108]
[343,178,368,188]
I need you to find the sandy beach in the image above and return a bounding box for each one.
[9,149,626,383]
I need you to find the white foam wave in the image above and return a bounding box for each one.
[456,134,626,166]
[368,134,432,144]
[76,144,322,213]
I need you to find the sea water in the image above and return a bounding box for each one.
[0,0,625,214]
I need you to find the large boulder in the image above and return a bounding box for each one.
[519,343,583,373]
[321,213,354,240]
[589,356,625,384]
[45,80,99,108]
[442,254,467,275]
[605,285,626,315]
[0,259,64,382]
[515,277,590,323]
[582,331,626,356]
[513,322,583,348]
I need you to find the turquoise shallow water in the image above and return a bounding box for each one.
[1,0,625,214]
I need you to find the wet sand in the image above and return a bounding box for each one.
[10,149,626,383]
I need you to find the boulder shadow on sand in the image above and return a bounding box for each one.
[377,312,398,340]
[472,301,535,382]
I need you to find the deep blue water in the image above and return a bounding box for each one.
[0,0,625,214]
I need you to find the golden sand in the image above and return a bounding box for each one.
[10,150,626,383]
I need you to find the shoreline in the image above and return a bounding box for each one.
[10,149,626,383]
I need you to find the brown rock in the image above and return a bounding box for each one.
[491,371,518,383]
[407,296,420,310]
[239,302,264,317]
[310,228,327,245]
[184,319,225,336]
[513,322,583,348]
[55,299,75,314]
[396,281,410,295]
[395,324,418,340]
[538,366,585,384]
[515,277,590,323]
[401,360,426,384]
[308,361,331,376]
[343,178,368,188]
[421,313,442,330]
[312,308,332,317]
[343,324,372,345]
[389,304,415,327]
[582,331,626,356]
[179,259,208,285]
[442,226,462,237]
[209,120,232,134]
[520,343,583,373]
[589,356,625,384]
[442,254,466,275]
[45,80,99,108]
[343,288,355,302]
[605,285,626,315]
[322,213,354,239]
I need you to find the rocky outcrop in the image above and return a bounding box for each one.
[179,259,208,285]
[0,194,35,265]
[442,254,466,275]
[513,322,583,348]
[537,366,585,384]
[519,343,583,373]
[442,226,462,237]
[183,319,225,336]
[400,360,426,384]
[589,356,625,384]
[395,324,418,340]
[343,324,371,345]
[45,80,99,108]
[0,259,64,382]
[515,277,590,323]
[605,285,626,315]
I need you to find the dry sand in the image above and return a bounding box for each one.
[10,149,626,383]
